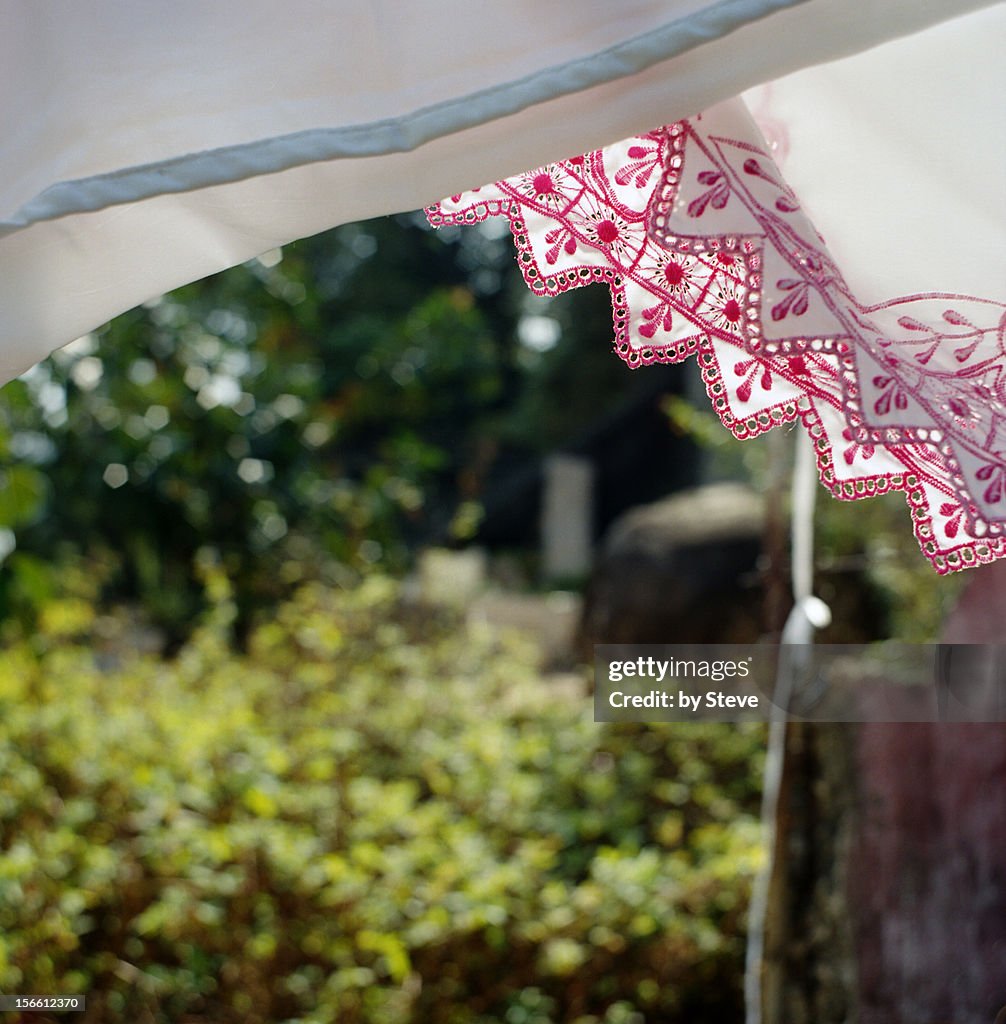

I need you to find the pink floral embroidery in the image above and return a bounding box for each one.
[842,426,875,466]
[614,140,663,189]
[542,224,578,265]
[940,501,965,539]
[772,279,810,321]
[872,376,909,417]
[741,156,800,212]
[734,357,773,403]
[428,102,1006,573]
[687,170,731,218]
[976,463,1006,506]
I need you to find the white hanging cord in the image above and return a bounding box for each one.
[744,429,831,1024]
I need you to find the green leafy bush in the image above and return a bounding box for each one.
[0,575,763,1023]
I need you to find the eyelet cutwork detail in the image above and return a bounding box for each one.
[428,106,1006,572]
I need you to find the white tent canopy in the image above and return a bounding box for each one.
[0,0,1001,382]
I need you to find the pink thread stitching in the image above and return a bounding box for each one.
[427,111,1006,573]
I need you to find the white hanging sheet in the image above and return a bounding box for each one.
[0,0,998,381]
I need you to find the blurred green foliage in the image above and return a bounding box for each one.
[0,216,659,643]
[0,573,763,1024]
[0,211,963,646]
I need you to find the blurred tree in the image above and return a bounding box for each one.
[0,214,688,642]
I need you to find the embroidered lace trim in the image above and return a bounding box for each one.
[428,100,1006,573]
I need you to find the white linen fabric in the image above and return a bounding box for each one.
[423,3,1005,571]
[0,0,998,381]
[744,3,1005,305]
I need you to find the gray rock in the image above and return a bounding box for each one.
[581,482,766,647]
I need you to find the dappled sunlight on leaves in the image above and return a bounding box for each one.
[0,576,763,1023]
